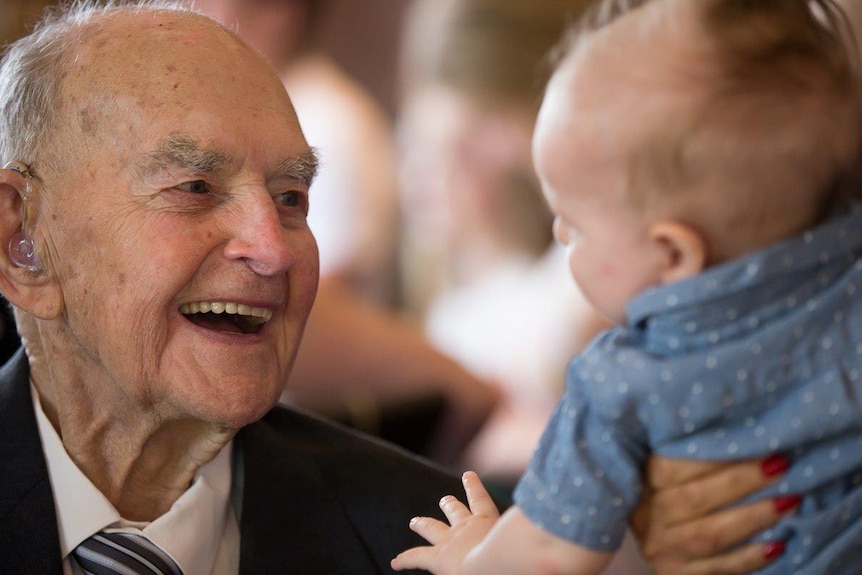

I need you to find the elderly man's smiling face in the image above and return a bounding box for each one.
[36,10,319,428]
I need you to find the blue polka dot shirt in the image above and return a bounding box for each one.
[515,205,862,574]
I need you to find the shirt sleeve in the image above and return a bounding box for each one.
[513,356,648,552]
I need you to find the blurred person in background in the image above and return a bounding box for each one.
[397,0,611,486]
[191,0,500,465]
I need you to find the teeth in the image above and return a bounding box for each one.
[179,301,273,322]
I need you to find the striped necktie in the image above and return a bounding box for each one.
[72,531,184,575]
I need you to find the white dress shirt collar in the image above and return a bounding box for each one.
[31,384,238,575]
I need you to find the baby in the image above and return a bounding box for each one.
[391,0,862,574]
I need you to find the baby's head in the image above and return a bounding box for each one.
[535,0,862,324]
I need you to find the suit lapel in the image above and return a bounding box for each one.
[238,410,381,575]
[0,349,63,574]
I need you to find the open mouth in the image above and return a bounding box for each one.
[179,301,273,335]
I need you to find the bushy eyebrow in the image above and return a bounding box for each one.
[137,134,229,176]
[135,134,319,186]
[274,148,319,187]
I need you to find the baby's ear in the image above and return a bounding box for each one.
[648,220,707,285]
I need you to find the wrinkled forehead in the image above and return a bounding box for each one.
[53,9,297,162]
[67,10,253,97]
[40,8,308,193]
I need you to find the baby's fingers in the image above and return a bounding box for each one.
[391,546,435,572]
[462,471,500,518]
[439,494,472,525]
[408,516,451,544]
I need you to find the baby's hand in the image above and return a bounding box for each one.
[391,471,500,574]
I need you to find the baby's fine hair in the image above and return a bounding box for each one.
[562,0,862,261]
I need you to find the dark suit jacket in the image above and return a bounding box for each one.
[0,349,464,574]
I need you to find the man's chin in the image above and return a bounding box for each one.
[191,398,278,430]
[170,373,284,428]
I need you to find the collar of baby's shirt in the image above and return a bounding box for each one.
[624,203,862,355]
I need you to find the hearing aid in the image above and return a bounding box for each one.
[4,160,41,272]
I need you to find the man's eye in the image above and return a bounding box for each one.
[175,180,209,194]
[275,191,308,213]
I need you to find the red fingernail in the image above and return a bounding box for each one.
[774,495,802,513]
[761,454,790,477]
[763,540,785,560]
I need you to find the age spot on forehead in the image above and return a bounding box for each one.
[79,106,98,136]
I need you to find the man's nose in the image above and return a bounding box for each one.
[222,191,299,276]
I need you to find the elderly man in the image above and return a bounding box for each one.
[0,1,790,574]
[0,1,466,573]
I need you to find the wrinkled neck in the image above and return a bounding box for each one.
[23,315,235,521]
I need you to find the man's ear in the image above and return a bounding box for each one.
[648,220,708,285]
[0,168,63,319]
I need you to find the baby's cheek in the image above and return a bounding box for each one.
[597,262,619,279]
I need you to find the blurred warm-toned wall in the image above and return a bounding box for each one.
[316,0,410,118]
[1,0,55,46]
